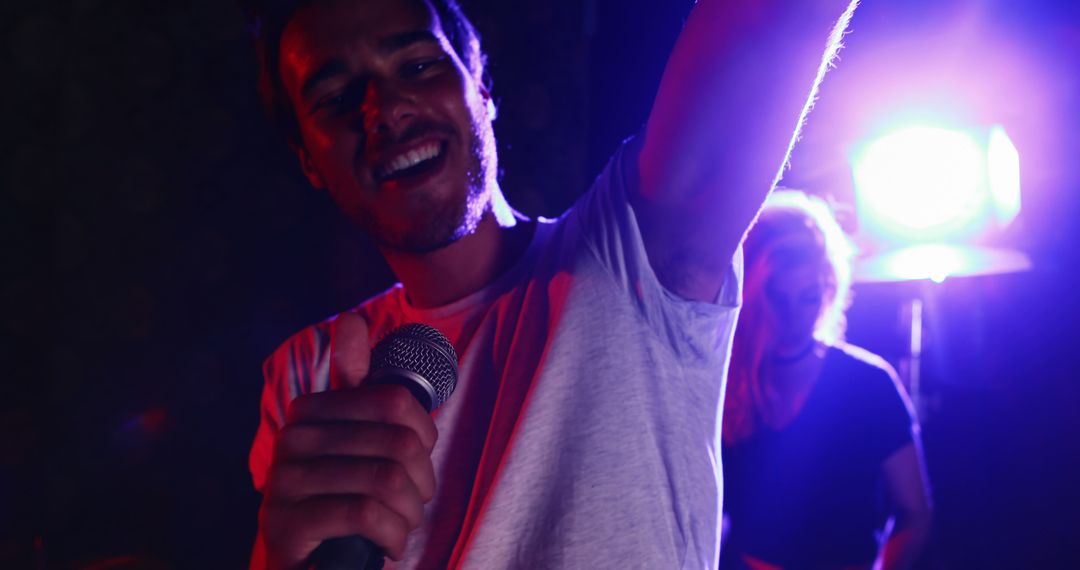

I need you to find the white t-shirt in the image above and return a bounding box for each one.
[250,138,742,569]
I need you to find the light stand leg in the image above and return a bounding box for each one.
[908,297,923,418]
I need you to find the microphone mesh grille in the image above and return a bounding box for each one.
[370,323,459,410]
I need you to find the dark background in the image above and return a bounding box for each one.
[5,0,1079,568]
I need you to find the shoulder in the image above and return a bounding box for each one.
[829,342,900,383]
[260,317,334,401]
[828,344,918,458]
[828,342,916,420]
[824,343,909,404]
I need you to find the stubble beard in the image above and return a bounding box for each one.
[370,119,497,255]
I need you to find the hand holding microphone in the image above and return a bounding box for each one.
[257,315,458,570]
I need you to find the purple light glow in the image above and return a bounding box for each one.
[988,125,1022,226]
[854,243,1031,284]
[851,124,1021,245]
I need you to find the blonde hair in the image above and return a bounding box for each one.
[723,190,855,443]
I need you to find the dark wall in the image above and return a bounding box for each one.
[5,0,1078,568]
[4,1,685,566]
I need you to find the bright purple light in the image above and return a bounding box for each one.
[854,244,1032,284]
[987,125,1021,227]
[851,124,1021,245]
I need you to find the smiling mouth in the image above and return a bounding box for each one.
[374,141,446,182]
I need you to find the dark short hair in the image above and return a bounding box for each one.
[241,0,488,146]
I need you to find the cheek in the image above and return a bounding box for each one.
[765,298,820,332]
[313,136,369,187]
[797,305,821,331]
[301,113,358,152]
[448,80,491,139]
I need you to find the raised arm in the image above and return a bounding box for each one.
[636,1,860,302]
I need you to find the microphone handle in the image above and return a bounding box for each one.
[308,320,456,570]
[309,369,417,569]
[309,535,384,570]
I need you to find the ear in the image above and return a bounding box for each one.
[292,142,328,189]
[479,85,497,121]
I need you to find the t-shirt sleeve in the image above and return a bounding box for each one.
[860,358,918,463]
[561,135,742,356]
[248,323,333,492]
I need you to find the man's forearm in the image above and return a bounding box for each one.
[644,0,859,198]
[637,0,860,300]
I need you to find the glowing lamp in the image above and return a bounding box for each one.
[851,124,1021,244]
[854,243,1032,284]
[849,124,1027,420]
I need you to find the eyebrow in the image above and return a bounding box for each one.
[377,30,440,54]
[299,30,441,101]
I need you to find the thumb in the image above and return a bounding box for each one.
[330,311,371,389]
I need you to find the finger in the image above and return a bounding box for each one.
[262,494,412,563]
[274,421,437,501]
[331,311,370,389]
[286,385,438,451]
[267,456,426,530]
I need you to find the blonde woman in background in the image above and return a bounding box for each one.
[720,191,933,570]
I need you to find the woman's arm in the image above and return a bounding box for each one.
[877,442,933,570]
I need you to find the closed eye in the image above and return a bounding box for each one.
[400,56,447,79]
[313,80,368,115]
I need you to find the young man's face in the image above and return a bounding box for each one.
[279,0,495,253]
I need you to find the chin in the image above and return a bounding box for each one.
[371,201,473,254]
[360,145,493,254]
[775,336,813,353]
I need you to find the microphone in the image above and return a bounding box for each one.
[309,323,459,570]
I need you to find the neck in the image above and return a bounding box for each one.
[768,339,820,366]
[757,342,827,428]
[381,191,533,309]
[760,341,826,390]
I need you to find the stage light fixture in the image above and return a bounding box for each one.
[849,122,1028,418]
[851,124,1020,245]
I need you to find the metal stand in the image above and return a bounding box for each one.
[907,296,923,418]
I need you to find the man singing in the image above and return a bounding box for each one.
[244,1,860,568]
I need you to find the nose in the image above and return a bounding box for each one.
[361,79,416,137]
[769,294,794,322]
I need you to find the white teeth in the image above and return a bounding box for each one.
[379,143,441,178]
